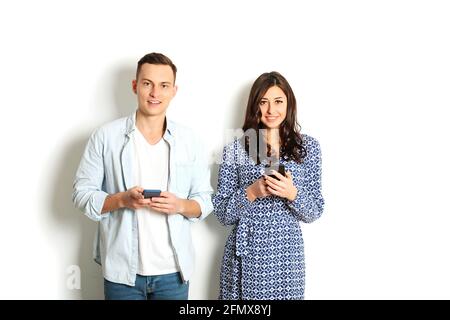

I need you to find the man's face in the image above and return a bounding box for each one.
[132,63,177,117]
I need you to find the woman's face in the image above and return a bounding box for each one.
[259,85,287,129]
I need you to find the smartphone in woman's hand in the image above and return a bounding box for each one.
[264,164,286,180]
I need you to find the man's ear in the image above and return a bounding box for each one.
[173,85,178,97]
[132,79,137,94]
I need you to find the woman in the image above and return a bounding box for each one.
[213,71,324,300]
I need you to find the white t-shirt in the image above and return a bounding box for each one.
[132,128,178,276]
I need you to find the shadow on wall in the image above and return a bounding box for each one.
[204,81,252,299]
[50,133,104,299]
[113,63,136,117]
[49,64,136,299]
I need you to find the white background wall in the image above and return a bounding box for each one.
[0,0,449,299]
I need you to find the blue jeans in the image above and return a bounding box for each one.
[104,272,189,300]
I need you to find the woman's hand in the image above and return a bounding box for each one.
[246,178,271,202]
[264,171,298,201]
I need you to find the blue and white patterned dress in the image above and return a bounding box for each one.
[213,134,324,300]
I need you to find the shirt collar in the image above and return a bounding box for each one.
[125,111,174,141]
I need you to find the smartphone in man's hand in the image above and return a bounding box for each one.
[142,189,161,199]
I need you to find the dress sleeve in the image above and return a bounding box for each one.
[213,142,252,226]
[286,136,324,223]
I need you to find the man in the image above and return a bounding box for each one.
[72,53,213,300]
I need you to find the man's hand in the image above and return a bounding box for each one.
[103,189,202,218]
[149,191,182,215]
[121,186,152,209]
[102,186,151,213]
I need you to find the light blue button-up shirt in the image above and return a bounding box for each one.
[72,112,213,285]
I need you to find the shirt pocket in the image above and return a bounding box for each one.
[173,161,195,196]
[171,143,196,197]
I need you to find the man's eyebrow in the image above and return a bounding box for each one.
[141,79,172,85]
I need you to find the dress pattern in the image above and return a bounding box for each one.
[213,134,324,300]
